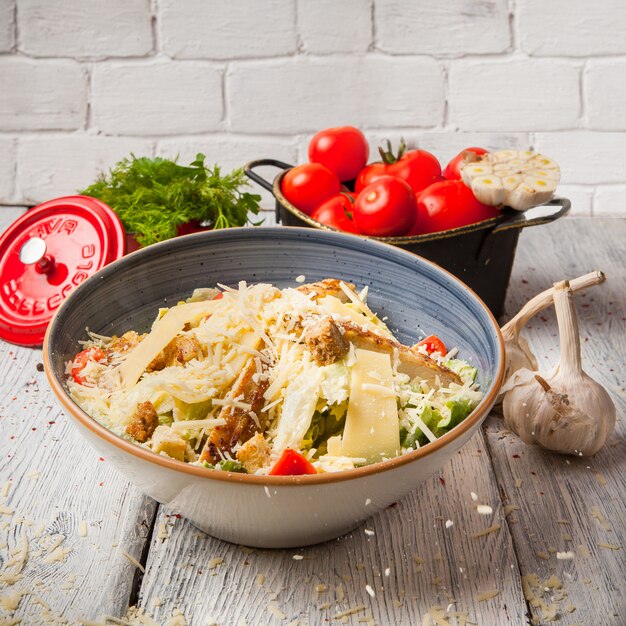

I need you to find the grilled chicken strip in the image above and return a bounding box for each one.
[338,321,461,387]
[297,278,355,303]
[200,358,269,465]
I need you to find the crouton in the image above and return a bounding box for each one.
[236,433,271,473]
[125,401,159,443]
[304,317,349,366]
[151,425,187,461]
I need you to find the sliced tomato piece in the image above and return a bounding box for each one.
[269,449,317,476]
[71,347,106,384]
[415,335,447,356]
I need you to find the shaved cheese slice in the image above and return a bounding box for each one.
[318,296,393,339]
[272,367,323,455]
[119,300,221,388]
[327,435,343,456]
[341,348,399,463]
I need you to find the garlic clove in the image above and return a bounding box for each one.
[470,175,505,206]
[461,163,493,186]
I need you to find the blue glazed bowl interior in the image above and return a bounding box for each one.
[47,227,503,410]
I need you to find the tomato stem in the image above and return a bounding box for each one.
[378,138,407,165]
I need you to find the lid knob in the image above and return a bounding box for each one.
[19,237,57,275]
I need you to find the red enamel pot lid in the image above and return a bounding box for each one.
[0,195,126,346]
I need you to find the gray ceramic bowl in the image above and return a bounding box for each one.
[44,227,504,548]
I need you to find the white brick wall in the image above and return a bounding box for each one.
[0,0,624,217]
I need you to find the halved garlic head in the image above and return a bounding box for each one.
[460,150,561,211]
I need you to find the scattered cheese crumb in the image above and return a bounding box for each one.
[445,520,454,529]
[365,584,375,598]
[267,602,286,620]
[556,551,574,560]
[292,554,304,560]
[295,275,306,283]
[476,504,492,515]
[333,605,366,619]
[476,590,500,602]
[1,481,11,498]
[121,550,145,573]
[257,574,265,587]
[208,557,224,569]
[365,498,371,506]
[79,521,88,537]
[471,524,501,538]
[384,567,391,577]
[157,522,169,541]
[364,528,375,536]
[44,545,72,563]
[470,492,478,502]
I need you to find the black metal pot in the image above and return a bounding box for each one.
[244,159,570,317]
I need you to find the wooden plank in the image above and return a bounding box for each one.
[134,430,527,625]
[486,217,626,625]
[0,306,158,620]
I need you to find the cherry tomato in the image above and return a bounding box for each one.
[388,149,442,194]
[311,194,359,234]
[269,449,317,476]
[414,180,500,235]
[308,126,369,182]
[353,176,416,237]
[355,162,387,193]
[355,143,441,194]
[71,347,106,384]
[415,335,447,356]
[281,163,341,216]
[443,147,489,180]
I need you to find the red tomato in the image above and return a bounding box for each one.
[311,194,359,234]
[281,163,341,215]
[388,149,442,194]
[355,145,441,195]
[353,176,416,237]
[443,147,489,180]
[308,126,369,182]
[414,180,500,235]
[415,335,447,356]
[355,162,387,193]
[269,449,317,476]
[71,347,106,384]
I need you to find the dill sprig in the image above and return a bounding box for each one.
[80,153,261,246]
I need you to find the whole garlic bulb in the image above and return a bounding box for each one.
[503,280,616,456]
[497,270,605,405]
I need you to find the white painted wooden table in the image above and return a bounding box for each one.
[1,208,624,626]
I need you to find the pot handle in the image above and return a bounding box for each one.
[477,197,570,264]
[244,159,293,192]
[491,197,571,235]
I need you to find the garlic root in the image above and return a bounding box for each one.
[497,270,606,404]
[502,280,616,457]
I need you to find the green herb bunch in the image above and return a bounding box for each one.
[80,153,261,246]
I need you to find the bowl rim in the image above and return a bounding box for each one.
[43,226,505,487]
